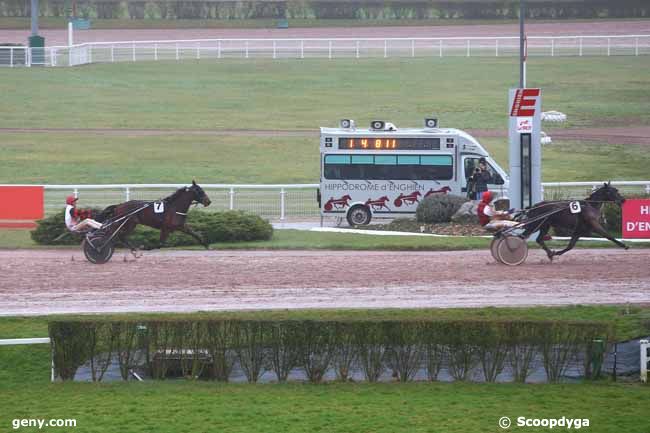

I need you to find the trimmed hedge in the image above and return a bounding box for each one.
[50,319,612,383]
[31,209,273,248]
[416,194,468,224]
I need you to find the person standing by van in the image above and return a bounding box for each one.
[474,158,492,200]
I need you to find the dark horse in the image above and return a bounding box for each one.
[99,181,212,252]
[519,182,628,261]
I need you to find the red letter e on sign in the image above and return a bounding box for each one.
[510,88,540,117]
[622,199,650,239]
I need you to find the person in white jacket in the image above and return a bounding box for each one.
[64,195,103,232]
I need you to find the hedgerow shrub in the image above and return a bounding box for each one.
[50,319,612,383]
[416,194,468,224]
[31,209,272,247]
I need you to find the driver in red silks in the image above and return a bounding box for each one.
[64,195,103,232]
[477,191,518,231]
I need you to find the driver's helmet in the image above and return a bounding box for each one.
[66,195,78,206]
[481,191,492,203]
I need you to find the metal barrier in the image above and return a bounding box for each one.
[3,34,649,67]
[2,180,647,220]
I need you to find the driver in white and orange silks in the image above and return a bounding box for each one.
[477,191,519,231]
[64,195,103,232]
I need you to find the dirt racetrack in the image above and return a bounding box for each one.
[1,248,648,316]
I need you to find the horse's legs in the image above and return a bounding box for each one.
[588,221,629,250]
[118,235,141,258]
[179,225,210,249]
[552,232,581,257]
[535,224,555,261]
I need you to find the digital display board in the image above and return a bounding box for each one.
[339,137,441,150]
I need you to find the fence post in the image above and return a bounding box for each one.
[439,39,442,58]
[551,39,554,57]
[73,188,79,199]
[641,340,648,383]
[69,46,72,67]
[356,40,359,59]
[217,40,221,59]
[383,39,387,58]
[9,47,13,67]
[540,184,545,200]
[245,40,249,59]
[579,37,583,57]
[280,188,286,221]
[329,40,332,59]
[466,39,470,57]
[495,39,499,57]
[176,43,179,61]
[132,43,136,62]
[229,188,235,210]
[411,39,415,58]
[50,48,55,66]
[154,43,158,61]
[88,46,92,64]
[197,42,200,60]
[607,37,611,56]
[273,40,277,59]
[635,37,639,56]
[645,183,650,195]
[125,187,130,202]
[111,45,114,63]
[300,40,304,59]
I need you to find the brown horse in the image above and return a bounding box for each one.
[519,182,627,261]
[99,181,212,252]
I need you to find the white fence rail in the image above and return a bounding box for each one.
[641,340,649,383]
[2,34,649,67]
[2,180,646,220]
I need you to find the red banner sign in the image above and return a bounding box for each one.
[510,88,540,117]
[0,186,44,220]
[622,199,650,239]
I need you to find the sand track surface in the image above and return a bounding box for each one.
[1,248,648,316]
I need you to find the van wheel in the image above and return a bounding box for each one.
[347,205,371,226]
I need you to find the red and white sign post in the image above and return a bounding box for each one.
[622,199,650,238]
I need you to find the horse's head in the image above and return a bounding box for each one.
[591,182,625,206]
[190,181,211,207]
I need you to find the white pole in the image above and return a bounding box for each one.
[495,39,499,57]
[273,40,277,59]
[245,40,249,59]
[68,21,73,47]
[176,42,179,61]
[217,40,221,59]
[111,45,114,63]
[229,188,235,210]
[154,43,158,61]
[9,47,13,67]
[88,46,92,64]
[411,39,415,58]
[607,37,611,56]
[280,188,286,220]
[132,42,136,62]
[300,40,304,59]
[579,36,583,56]
[356,40,359,59]
[551,38,554,57]
[635,37,639,56]
[439,40,442,57]
[466,39,470,57]
[641,340,648,383]
[329,40,332,59]
[125,187,130,202]
[197,42,200,60]
[384,40,387,58]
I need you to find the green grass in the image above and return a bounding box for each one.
[1,57,648,131]
[1,307,649,433]
[1,17,639,30]
[1,133,649,184]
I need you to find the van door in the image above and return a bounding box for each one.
[461,155,506,199]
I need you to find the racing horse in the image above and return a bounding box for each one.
[99,181,212,252]
[519,182,628,261]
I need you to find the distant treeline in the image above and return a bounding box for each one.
[2,0,648,20]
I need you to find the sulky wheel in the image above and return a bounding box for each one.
[490,238,503,264]
[82,234,115,264]
[496,236,528,266]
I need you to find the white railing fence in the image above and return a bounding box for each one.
[2,35,649,67]
[9,180,647,220]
